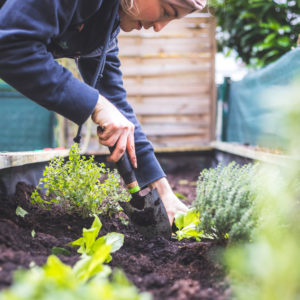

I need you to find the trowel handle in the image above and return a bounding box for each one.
[109,147,140,194]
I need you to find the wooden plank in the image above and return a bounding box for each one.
[150,134,210,148]
[139,114,210,124]
[151,145,213,153]
[125,84,209,97]
[124,81,210,94]
[141,124,208,136]
[119,52,211,59]
[122,64,211,78]
[120,57,211,67]
[0,150,69,170]
[128,97,210,115]
[118,31,210,39]
[124,73,210,84]
[212,141,297,166]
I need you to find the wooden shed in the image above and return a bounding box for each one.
[62,13,216,153]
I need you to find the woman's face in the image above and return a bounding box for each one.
[119,0,179,32]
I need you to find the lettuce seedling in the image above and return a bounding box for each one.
[16,206,28,218]
[174,208,203,241]
[70,215,124,259]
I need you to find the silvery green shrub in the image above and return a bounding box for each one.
[194,162,259,243]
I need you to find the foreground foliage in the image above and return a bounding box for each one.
[194,162,259,243]
[210,0,300,68]
[225,84,300,299]
[31,143,129,217]
[0,216,150,300]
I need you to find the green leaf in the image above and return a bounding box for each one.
[277,36,290,48]
[31,230,36,238]
[51,247,71,256]
[70,215,102,255]
[43,255,76,288]
[73,244,112,282]
[103,232,124,253]
[174,211,185,230]
[174,192,187,200]
[16,206,28,218]
[70,215,124,257]
[174,208,203,241]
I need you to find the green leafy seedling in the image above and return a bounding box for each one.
[69,215,124,263]
[16,206,28,218]
[174,208,203,242]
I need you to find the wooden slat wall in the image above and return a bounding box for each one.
[119,13,216,150]
[64,13,216,153]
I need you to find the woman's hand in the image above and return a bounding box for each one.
[149,177,188,226]
[91,95,137,168]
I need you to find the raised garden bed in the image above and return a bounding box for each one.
[0,149,254,300]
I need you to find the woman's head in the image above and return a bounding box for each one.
[119,0,206,32]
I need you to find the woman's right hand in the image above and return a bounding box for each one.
[91,95,137,168]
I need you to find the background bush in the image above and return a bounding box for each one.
[210,0,300,68]
[194,162,259,243]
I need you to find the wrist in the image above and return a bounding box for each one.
[91,95,104,123]
[149,177,172,196]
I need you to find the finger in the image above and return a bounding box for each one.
[107,132,128,163]
[98,134,119,147]
[127,132,137,168]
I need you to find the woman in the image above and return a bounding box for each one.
[0,0,206,226]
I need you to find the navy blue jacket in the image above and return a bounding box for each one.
[0,0,165,187]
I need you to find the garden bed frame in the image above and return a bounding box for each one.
[0,141,290,198]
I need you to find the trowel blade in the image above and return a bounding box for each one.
[120,188,172,239]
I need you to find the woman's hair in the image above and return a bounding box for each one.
[120,0,138,15]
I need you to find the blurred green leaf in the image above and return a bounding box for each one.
[51,247,71,256]
[16,206,28,218]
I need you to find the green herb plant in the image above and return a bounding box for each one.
[0,216,150,300]
[174,208,203,242]
[31,143,130,218]
[194,162,259,243]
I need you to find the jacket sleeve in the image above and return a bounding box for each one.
[0,0,98,125]
[78,41,166,187]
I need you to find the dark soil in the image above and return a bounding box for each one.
[0,168,231,300]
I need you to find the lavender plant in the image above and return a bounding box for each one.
[194,162,259,243]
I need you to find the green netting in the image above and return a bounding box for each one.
[0,82,56,152]
[223,47,300,149]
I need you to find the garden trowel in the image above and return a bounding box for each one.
[109,147,172,240]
